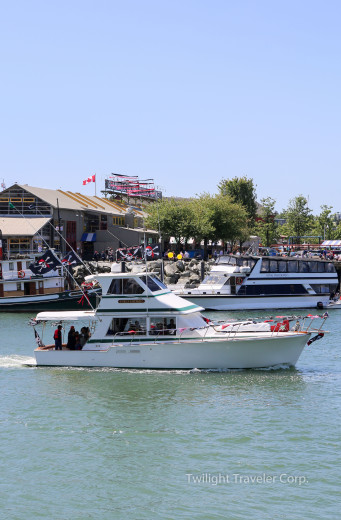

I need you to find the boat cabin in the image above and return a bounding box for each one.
[0,256,64,298]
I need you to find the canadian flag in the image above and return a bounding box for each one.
[83,174,96,185]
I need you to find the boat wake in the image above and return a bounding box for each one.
[0,355,36,369]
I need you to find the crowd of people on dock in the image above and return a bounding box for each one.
[89,245,341,263]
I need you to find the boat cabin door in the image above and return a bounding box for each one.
[24,282,37,295]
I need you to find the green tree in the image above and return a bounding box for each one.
[190,194,216,259]
[217,176,257,224]
[210,194,249,248]
[145,194,250,259]
[145,198,195,252]
[191,193,249,257]
[255,197,279,247]
[284,195,313,244]
[317,205,335,240]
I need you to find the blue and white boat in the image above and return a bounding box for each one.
[174,254,338,311]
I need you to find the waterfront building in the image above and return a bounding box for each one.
[0,184,158,259]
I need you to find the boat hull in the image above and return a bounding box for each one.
[177,294,330,311]
[34,333,309,369]
[0,288,101,312]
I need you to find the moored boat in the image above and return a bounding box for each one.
[0,255,100,311]
[30,268,328,369]
[173,254,338,310]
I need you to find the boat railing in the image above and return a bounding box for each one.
[212,313,329,338]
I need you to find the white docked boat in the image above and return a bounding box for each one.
[173,254,339,310]
[0,255,100,311]
[31,268,328,369]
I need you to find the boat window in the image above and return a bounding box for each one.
[278,261,287,273]
[260,260,269,272]
[310,284,336,294]
[122,278,144,294]
[242,284,308,295]
[106,317,146,335]
[107,278,144,295]
[248,259,257,270]
[287,261,298,273]
[151,276,167,289]
[202,274,226,285]
[106,317,129,335]
[16,282,21,291]
[317,262,325,273]
[107,279,122,294]
[270,260,278,273]
[140,275,164,292]
[326,262,336,273]
[308,262,318,273]
[299,261,309,273]
[218,256,236,265]
[9,262,14,271]
[149,317,176,335]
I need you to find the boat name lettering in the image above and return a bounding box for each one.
[118,299,145,304]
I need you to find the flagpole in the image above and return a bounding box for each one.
[95,174,97,197]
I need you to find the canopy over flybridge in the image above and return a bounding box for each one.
[34,310,97,322]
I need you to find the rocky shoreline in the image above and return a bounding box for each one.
[72,258,215,289]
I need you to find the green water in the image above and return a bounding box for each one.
[0,311,340,519]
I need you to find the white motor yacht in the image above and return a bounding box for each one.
[31,268,328,369]
[173,254,338,310]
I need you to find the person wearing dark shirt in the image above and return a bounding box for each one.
[67,326,76,350]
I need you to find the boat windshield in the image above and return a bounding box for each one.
[216,256,257,269]
[107,277,145,295]
[140,275,168,292]
[202,274,228,286]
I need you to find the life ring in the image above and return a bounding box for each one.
[18,270,25,279]
[236,277,243,285]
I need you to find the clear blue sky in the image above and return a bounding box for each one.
[1,0,340,214]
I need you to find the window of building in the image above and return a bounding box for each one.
[85,215,99,232]
[100,215,107,230]
[8,238,30,253]
[113,216,125,226]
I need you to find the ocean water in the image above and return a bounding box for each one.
[0,310,340,520]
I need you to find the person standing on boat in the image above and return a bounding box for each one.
[67,326,76,350]
[54,325,62,350]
